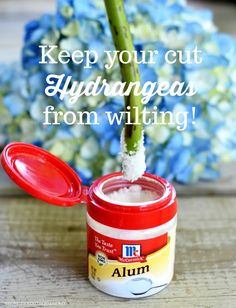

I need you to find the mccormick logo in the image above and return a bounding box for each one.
[119,244,146,263]
[122,245,141,258]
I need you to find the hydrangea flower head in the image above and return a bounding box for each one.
[0,0,236,185]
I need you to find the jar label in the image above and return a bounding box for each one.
[87,223,176,298]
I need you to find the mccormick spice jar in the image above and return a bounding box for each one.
[1,143,177,299]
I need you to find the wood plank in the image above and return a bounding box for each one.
[0,21,25,62]
[0,196,235,307]
[0,0,54,18]
[0,0,54,62]
[189,1,236,36]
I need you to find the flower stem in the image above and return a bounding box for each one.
[104,0,143,154]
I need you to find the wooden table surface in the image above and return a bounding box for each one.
[0,194,236,307]
[0,165,236,307]
[1,0,236,307]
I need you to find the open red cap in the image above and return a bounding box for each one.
[1,142,84,206]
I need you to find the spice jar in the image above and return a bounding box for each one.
[1,143,177,298]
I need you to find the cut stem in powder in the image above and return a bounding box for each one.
[104,0,146,181]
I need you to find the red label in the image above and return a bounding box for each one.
[87,224,167,262]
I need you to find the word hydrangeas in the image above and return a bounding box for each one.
[0,0,236,184]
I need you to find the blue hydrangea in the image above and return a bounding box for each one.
[0,0,236,185]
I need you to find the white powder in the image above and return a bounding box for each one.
[106,184,158,203]
[120,129,146,182]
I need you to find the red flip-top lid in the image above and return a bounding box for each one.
[1,142,83,206]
